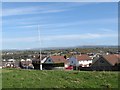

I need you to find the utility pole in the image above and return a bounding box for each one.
[38,25,42,70]
[75,55,77,70]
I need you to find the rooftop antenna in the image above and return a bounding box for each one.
[38,25,42,70]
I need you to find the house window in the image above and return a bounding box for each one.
[100,60,104,63]
[72,61,73,63]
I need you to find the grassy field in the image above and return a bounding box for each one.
[2,68,118,88]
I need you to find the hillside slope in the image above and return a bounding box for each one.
[2,69,118,88]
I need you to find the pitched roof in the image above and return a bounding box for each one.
[76,54,92,61]
[32,55,46,61]
[50,56,68,64]
[103,54,120,66]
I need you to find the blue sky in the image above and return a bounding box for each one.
[2,2,118,50]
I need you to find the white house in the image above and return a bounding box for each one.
[21,59,25,62]
[26,59,32,61]
[69,54,93,67]
[8,59,15,62]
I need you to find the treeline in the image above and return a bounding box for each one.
[2,47,119,61]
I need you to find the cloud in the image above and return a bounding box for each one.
[4,17,117,29]
[2,5,68,17]
[2,6,39,16]
[43,33,117,41]
[2,2,101,17]
[2,37,38,43]
[2,33,117,43]
[98,28,118,33]
[40,9,67,13]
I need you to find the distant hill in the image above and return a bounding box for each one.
[2,45,118,51]
[30,45,118,50]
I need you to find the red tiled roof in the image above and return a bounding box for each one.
[50,56,68,64]
[103,54,120,66]
[76,54,92,61]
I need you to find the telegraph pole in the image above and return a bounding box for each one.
[38,25,42,70]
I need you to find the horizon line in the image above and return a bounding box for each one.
[1,45,119,51]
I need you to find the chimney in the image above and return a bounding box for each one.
[106,52,109,55]
[79,52,81,56]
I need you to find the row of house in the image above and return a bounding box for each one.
[31,53,119,71]
[2,59,19,68]
[69,54,119,71]
[2,53,120,71]
[2,58,33,68]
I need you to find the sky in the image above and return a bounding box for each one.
[2,2,118,50]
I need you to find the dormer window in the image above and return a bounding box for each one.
[48,59,51,62]
[100,60,104,63]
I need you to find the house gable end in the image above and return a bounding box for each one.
[44,57,53,64]
[69,56,78,66]
[91,57,112,67]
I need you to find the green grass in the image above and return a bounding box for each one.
[2,68,119,88]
